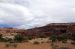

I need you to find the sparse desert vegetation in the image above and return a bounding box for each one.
[0,23,75,49]
[0,33,75,49]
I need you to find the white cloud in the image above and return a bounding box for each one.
[0,0,75,29]
[0,3,34,25]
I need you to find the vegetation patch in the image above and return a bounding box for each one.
[33,41,40,44]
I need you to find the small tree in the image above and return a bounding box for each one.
[57,33,68,48]
[49,35,57,49]
[71,33,75,45]
[57,33,68,43]
[0,34,2,41]
[71,33,75,41]
[14,34,24,42]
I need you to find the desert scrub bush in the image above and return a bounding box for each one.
[62,40,67,43]
[71,41,75,45]
[28,36,33,40]
[24,40,29,42]
[5,43,10,47]
[46,40,50,43]
[23,37,29,42]
[14,34,24,43]
[33,41,40,44]
[13,43,17,48]
[41,41,44,43]
[52,45,59,49]
[59,47,71,49]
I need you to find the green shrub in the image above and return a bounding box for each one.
[14,34,24,42]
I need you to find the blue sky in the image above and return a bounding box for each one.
[0,0,75,29]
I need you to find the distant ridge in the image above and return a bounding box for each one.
[0,23,75,37]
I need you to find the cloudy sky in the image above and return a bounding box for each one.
[0,0,75,29]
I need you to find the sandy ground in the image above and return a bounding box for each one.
[0,42,51,49]
[0,38,75,49]
[0,42,75,49]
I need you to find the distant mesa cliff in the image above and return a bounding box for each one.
[0,23,75,37]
